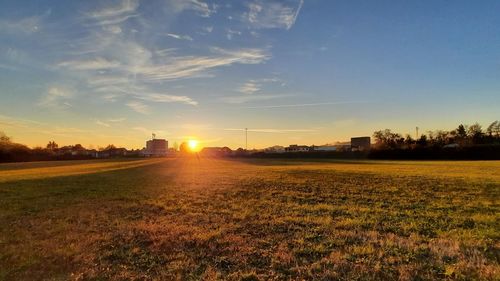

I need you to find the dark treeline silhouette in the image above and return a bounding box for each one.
[235,121,500,160]
[369,121,500,160]
[0,132,141,163]
[237,151,369,159]
[1,121,499,162]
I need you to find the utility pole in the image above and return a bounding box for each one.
[416,127,419,140]
[245,128,248,150]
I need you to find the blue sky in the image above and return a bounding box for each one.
[0,0,499,149]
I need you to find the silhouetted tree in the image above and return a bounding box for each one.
[73,144,84,150]
[373,129,402,149]
[486,121,499,137]
[456,124,467,139]
[101,144,116,151]
[416,135,428,146]
[468,123,483,144]
[46,141,58,150]
[404,135,415,147]
[431,130,450,146]
[454,124,469,146]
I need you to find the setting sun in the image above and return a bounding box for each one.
[188,139,199,152]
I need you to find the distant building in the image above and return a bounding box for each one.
[351,137,371,151]
[285,145,311,152]
[312,145,337,152]
[144,139,168,157]
[200,147,232,157]
[333,141,351,151]
[86,149,98,158]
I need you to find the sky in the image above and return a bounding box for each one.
[0,0,499,149]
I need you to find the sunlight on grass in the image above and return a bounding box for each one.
[0,158,165,183]
[0,159,498,280]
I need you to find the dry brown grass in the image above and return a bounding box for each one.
[0,157,498,280]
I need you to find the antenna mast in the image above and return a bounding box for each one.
[416,127,419,139]
[245,128,248,150]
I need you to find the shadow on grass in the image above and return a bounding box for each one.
[226,157,380,166]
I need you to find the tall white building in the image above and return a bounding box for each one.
[144,139,168,157]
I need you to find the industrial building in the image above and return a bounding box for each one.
[351,137,371,151]
[144,138,168,157]
[312,145,337,152]
[285,145,311,152]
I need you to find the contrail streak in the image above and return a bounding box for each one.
[242,101,370,109]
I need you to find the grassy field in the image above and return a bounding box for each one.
[0,158,498,280]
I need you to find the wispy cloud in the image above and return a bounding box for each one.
[211,47,270,64]
[38,87,73,109]
[126,101,149,114]
[168,0,216,18]
[105,85,198,106]
[0,10,50,34]
[155,48,177,57]
[89,76,131,87]
[202,26,213,33]
[238,81,261,94]
[237,77,282,94]
[244,0,303,30]
[102,25,122,34]
[95,117,126,127]
[136,93,198,106]
[58,57,121,70]
[0,114,43,128]
[131,47,270,81]
[47,4,273,115]
[89,14,139,26]
[95,120,111,127]
[64,35,269,83]
[226,28,241,40]
[224,128,317,133]
[107,117,126,123]
[166,33,194,41]
[221,94,290,104]
[243,101,370,109]
[86,0,139,26]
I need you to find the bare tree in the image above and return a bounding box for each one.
[486,121,499,137]
[373,129,402,149]
[467,123,483,144]
[46,141,58,150]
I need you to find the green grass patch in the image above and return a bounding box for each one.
[0,158,498,280]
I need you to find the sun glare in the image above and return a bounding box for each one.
[188,139,199,152]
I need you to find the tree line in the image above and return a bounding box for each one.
[370,121,500,159]
[0,132,140,162]
[1,120,499,162]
